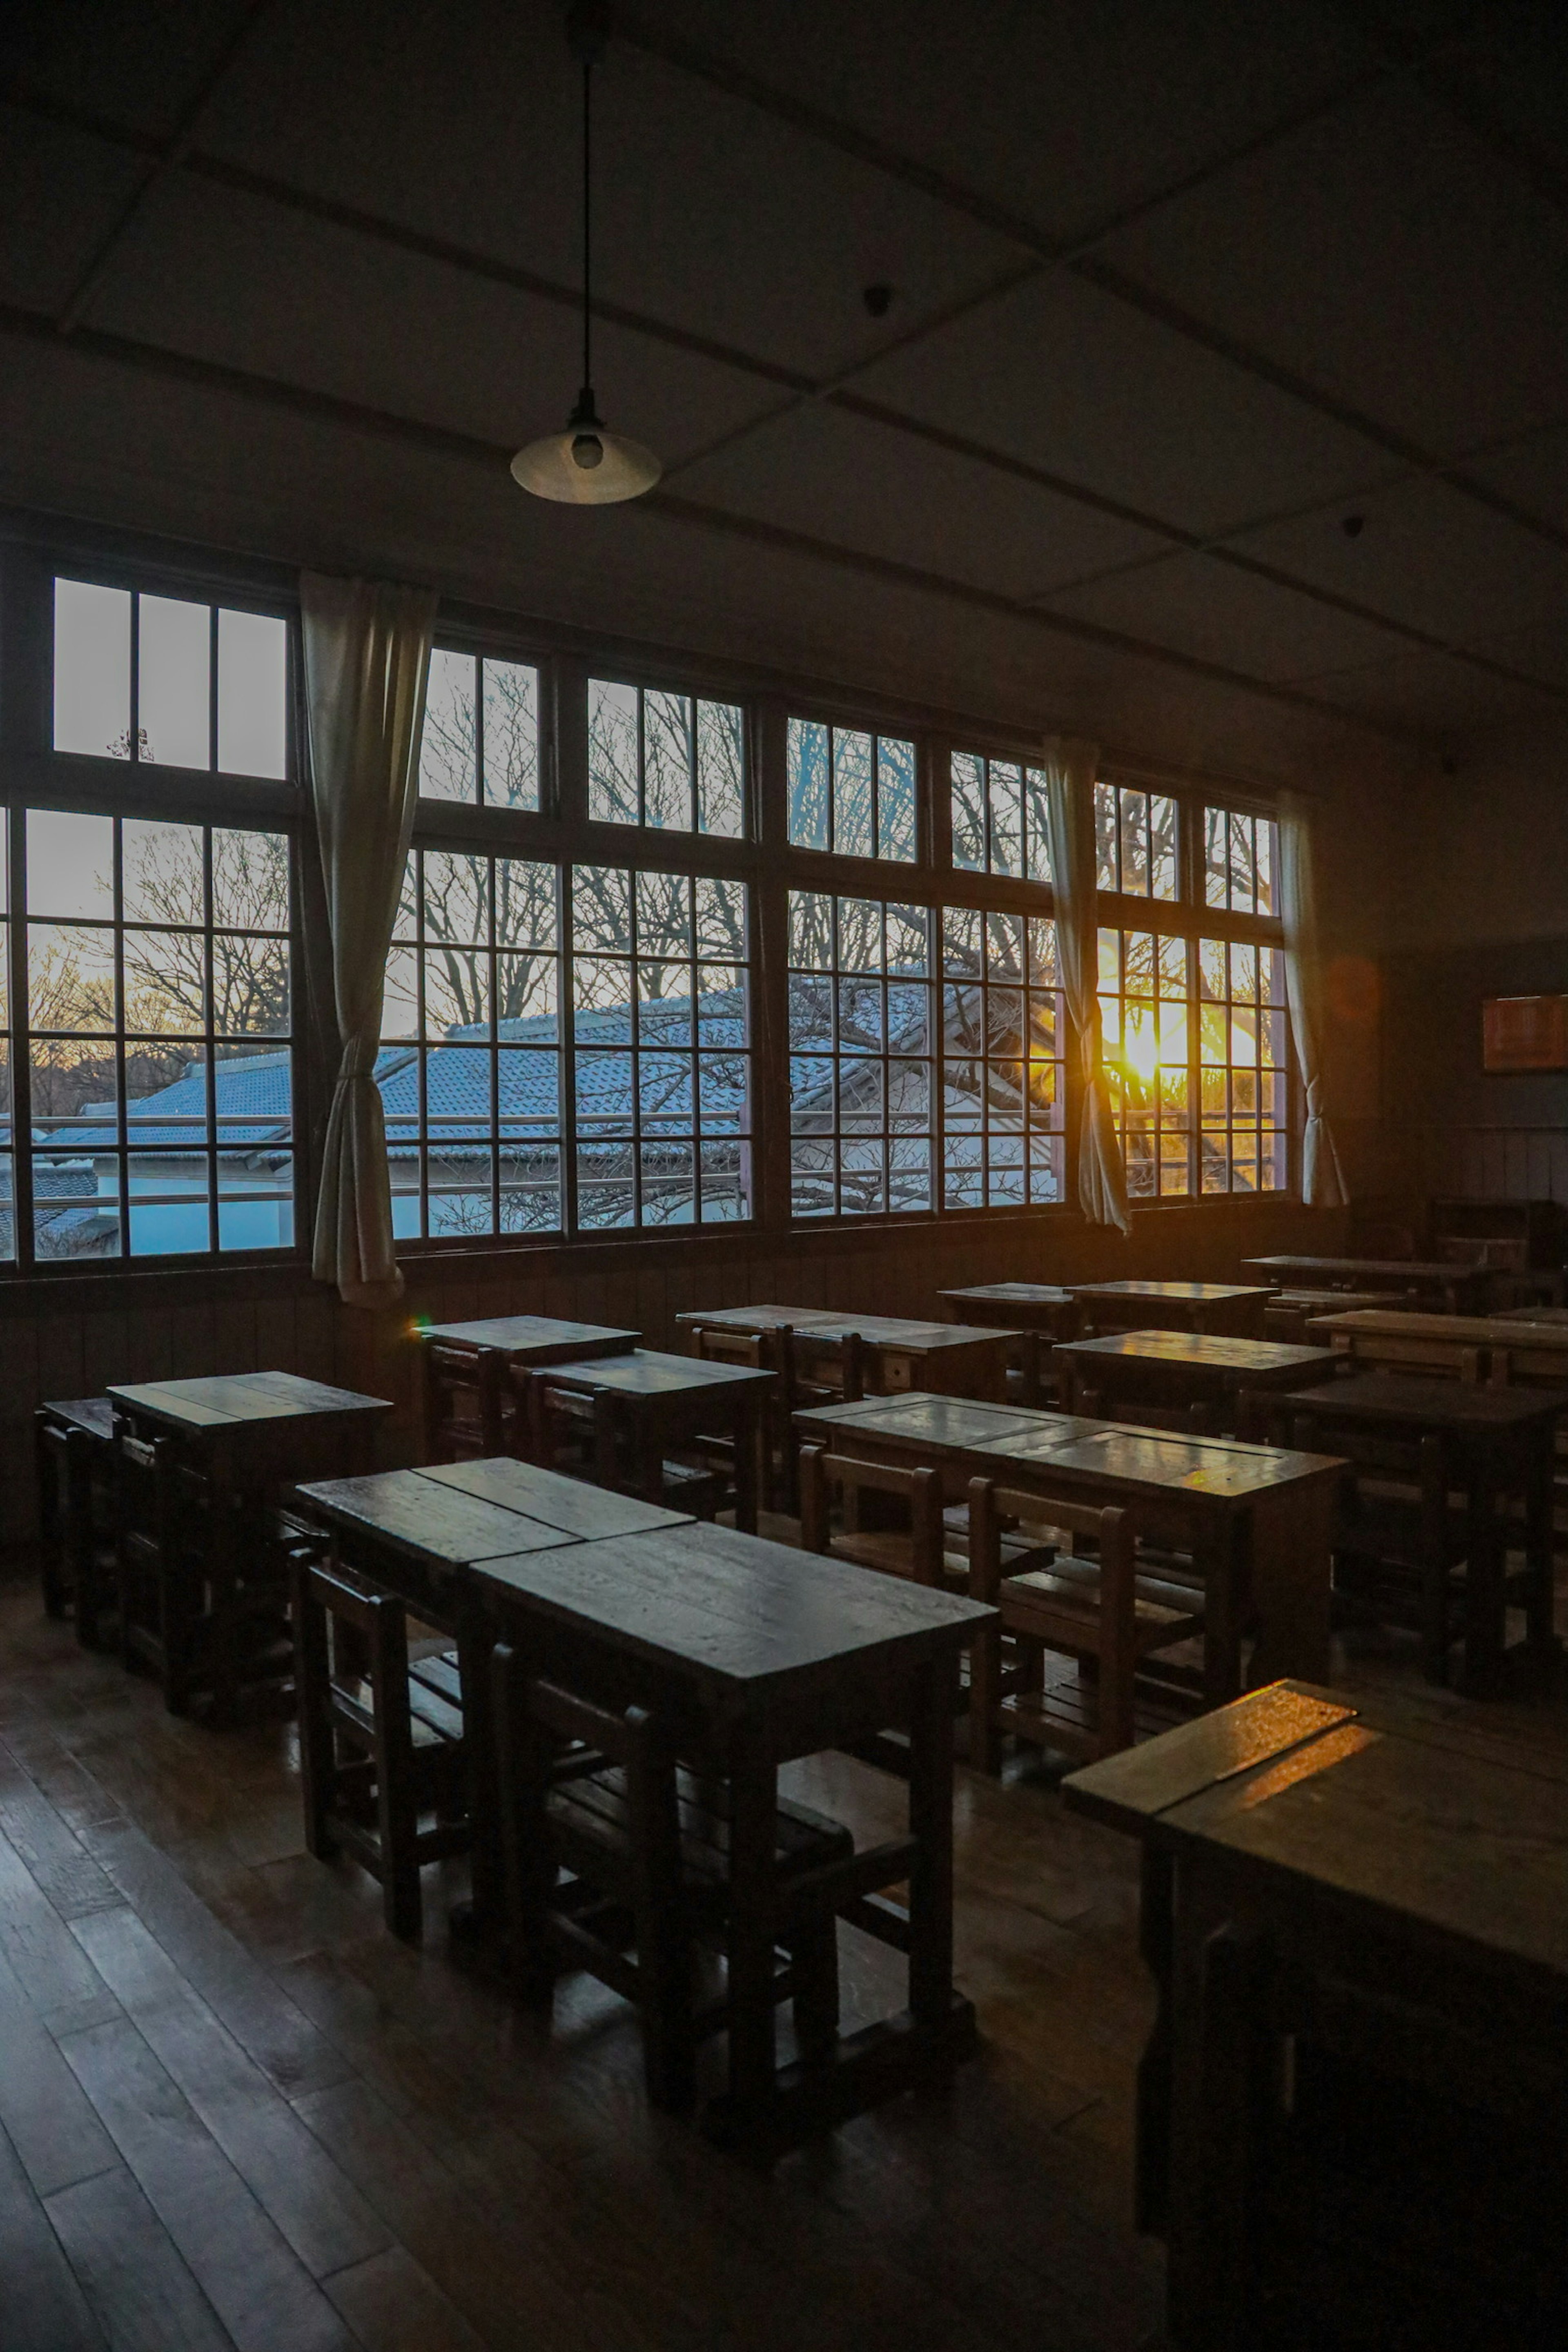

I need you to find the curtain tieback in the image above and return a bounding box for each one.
[335,1035,381,1085]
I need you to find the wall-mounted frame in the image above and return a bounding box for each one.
[1482,994,1568,1072]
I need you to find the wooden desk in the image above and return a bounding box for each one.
[1068,1281,1272,1339]
[296,1468,992,2153]
[1311,1305,1568,1388]
[937,1284,1080,1402]
[673,1306,1019,1402]
[1054,1330,1339,1435]
[1282,1373,1560,1695]
[419,1316,640,1457]
[1244,1253,1494,1315]
[1065,1682,1568,2349]
[795,1394,1343,1701]
[109,1371,394,1723]
[1262,1285,1410,1342]
[528,1350,775,1532]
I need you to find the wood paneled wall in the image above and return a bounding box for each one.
[1,1197,1343,1548]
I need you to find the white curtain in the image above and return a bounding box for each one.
[301,572,436,1306]
[1042,735,1130,1234]
[1278,791,1348,1208]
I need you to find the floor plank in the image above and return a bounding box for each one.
[0,1939,122,2198]
[0,2118,108,2352]
[45,2164,237,2352]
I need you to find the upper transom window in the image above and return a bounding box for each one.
[787,720,916,861]
[420,648,541,809]
[950,751,1051,882]
[52,579,288,780]
[1095,781,1178,900]
[1205,806,1278,915]
[588,679,746,836]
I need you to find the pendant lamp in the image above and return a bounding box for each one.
[512,4,660,505]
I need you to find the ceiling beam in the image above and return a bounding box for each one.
[0,294,1439,744]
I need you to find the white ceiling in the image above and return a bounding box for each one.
[3,0,1568,788]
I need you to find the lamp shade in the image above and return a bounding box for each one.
[510,425,662,505]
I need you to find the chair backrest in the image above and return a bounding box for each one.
[497,1655,682,1906]
[797,1444,946,1583]
[423,1342,503,1459]
[965,1479,1134,1606]
[508,1367,597,1468]
[690,1323,775,1373]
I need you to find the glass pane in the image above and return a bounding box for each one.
[139,595,210,770]
[495,952,556,1033]
[951,751,986,871]
[30,926,115,1031]
[878,736,916,862]
[1119,788,1148,895]
[787,718,830,851]
[696,700,744,837]
[421,851,488,947]
[1094,781,1118,889]
[885,904,929,976]
[420,648,477,801]
[573,864,631,953]
[643,690,694,829]
[834,730,874,859]
[494,859,557,951]
[424,938,488,1036]
[1151,795,1178,900]
[28,809,114,920]
[1229,812,1255,914]
[53,580,130,758]
[217,608,287,778]
[837,899,882,972]
[0,1156,12,1261]
[211,935,289,1036]
[789,892,831,970]
[481,658,539,809]
[382,948,419,1038]
[219,1150,294,1250]
[1204,807,1227,907]
[122,820,204,927]
[36,1189,122,1259]
[214,828,290,942]
[1255,818,1277,917]
[1025,765,1052,884]
[123,931,206,1036]
[694,876,746,960]
[588,679,640,823]
[989,762,1023,877]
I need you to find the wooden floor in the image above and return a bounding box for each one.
[1,1543,1564,2352]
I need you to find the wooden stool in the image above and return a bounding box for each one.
[34,1397,117,1642]
[293,1554,470,1940]
[492,1653,850,2112]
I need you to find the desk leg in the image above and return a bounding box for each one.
[723,1738,780,2118]
[1524,1435,1559,1670]
[906,1647,958,2029]
[1461,1461,1506,1698]
[1135,1842,1175,2238]
[1244,1482,1334,1690]
[454,1604,505,1937]
[205,1444,240,1729]
[733,1395,760,1535]
[1167,1919,1271,2352]
[1196,1516,1245,1704]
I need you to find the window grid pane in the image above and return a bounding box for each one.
[951,751,1050,882]
[384,851,564,1241]
[941,911,1064,1209]
[24,813,295,1261]
[1203,804,1279,914]
[788,894,930,1217]
[572,866,750,1229]
[1099,926,1196,1200]
[788,719,916,862]
[592,679,746,837]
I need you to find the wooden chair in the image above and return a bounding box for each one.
[421,1342,504,1462]
[966,1479,1205,1767]
[797,1446,967,1589]
[491,1651,850,2111]
[686,1322,787,1512]
[292,1553,470,1940]
[34,1397,117,1642]
[516,1369,733,1519]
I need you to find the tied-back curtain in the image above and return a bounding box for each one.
[1042,735,1131,1235]
[301,572,436,1305]
[1278,791,1348,1209]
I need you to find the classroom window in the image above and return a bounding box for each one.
[571,867,751,1229]
[51,578,288,778]
[941,910,1065,1209]
[1204,805,1277,915]
[1095,781,1178,900]
[950,750,1051,881]
[23,812,294,1260]
[384,849,563,1240]
[419,648,541,809]
[588,679,746,836]
[786,719,917,860]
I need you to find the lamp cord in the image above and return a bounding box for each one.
[581,53,592,394]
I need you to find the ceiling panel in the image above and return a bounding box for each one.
[849,266,1381,539]
[1224,474,1568,650]
[78,177,775,469]
[1036,551,1415,682]
[1098,76,1568,455]
[670,402,1170,599]
[9,0,263,138]
[1290,646,1565,735]
[1465,425,1568,535]
[639,0,1371,249]
[0,107,147,312]
[192,0,1018,385]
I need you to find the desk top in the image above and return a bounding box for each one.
[673,1305,846,1335]
[1055,1330,1339,1376]
[796,1392,1339,1500]
[1309,1307,1568,1355]
[421,1316,639,1359]
[110,1370,392,1433]
[1065,1680,1568,1986]
[462,1516,993,1702]
[535,1349,776,1398]
[1245,1254,1484,1285]
[1068,1280,1272,1304]
[1285,1372,1564,1433]
[297,1459,691,1572]
[673,1307,1017,1351]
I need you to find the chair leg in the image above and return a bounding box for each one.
[490,1643,559,2004]
[969,1621,1005,1775]
[789,1915,840,2068]
[292,1564,338,1862]
[371,1602,422,1941]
